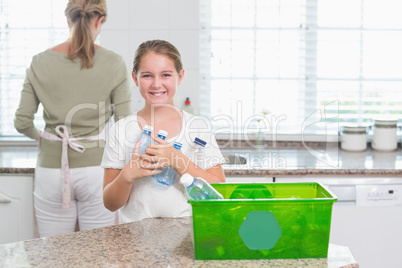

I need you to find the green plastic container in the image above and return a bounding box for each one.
[189,182,337,260]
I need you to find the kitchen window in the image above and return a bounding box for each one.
[2,1,402,139]
[200,0,402,135]
[0,0,68,137]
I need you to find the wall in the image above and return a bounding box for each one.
[101,0,200,113]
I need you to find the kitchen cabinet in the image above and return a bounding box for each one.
[0,174,34,244]
[274,175,402,268]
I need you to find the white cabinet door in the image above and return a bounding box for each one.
[0,174,34,244]
[274,175,402,268]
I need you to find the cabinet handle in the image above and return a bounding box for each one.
[0,194,11,203]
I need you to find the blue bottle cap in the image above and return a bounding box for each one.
[157,130,168,139]
[173,141,183,149]
[194,137,206,147]
[143,125,153,134]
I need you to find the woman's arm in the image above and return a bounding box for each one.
[14,74,41,139]
[110,56,132,122]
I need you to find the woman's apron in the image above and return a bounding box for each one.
[40,125,105,209]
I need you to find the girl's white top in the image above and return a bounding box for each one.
[101,110,225,223]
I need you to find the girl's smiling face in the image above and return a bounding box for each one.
[133,52,184,106]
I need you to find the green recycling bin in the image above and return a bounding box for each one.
[188,182,337,260]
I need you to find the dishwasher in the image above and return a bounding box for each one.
[274,176,402,268]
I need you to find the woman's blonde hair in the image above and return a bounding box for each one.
[133,40,183,75]
[65,0,107,69]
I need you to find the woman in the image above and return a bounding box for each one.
[14,0,132,237]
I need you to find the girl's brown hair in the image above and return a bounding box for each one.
[133,40,183,74]
[65,0,107,69]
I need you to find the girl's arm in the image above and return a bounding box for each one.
[103,140,163,211]
[103,168,132,212]
[175,155,225,183]
[143,136,225,183]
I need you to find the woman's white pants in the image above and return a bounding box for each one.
[34,166,118,237]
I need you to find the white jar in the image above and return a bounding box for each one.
[372,119,398,151]
[340,126,367,151]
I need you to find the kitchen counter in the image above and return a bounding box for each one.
[0,146,37,174]
[1,142,401,176]
[220,144,402,176]
[0,217,358,267]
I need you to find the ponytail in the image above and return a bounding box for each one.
[65,0,107,69]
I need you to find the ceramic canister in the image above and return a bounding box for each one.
[372,119,398,151]
[340,126,367,151]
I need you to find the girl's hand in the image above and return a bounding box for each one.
[121,139,163,183]
[142,134,182,170]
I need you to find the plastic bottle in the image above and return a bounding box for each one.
[127,125,153,165]
[155,141,182,186]
[183,97,195,114]
[151,129,168,180]
[193,137,207,168]
[139,125,153,155]
[180,173,224,201]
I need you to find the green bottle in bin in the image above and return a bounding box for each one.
[180,173,223,201]
[229,184,273,199]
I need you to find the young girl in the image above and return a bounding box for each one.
[101,40,226,223]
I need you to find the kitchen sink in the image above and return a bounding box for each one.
[223,154,247,165]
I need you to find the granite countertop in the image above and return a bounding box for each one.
[220,144,402,176]
[0,142,402,176]
[0,217,358,268]
[0,146,37,174]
